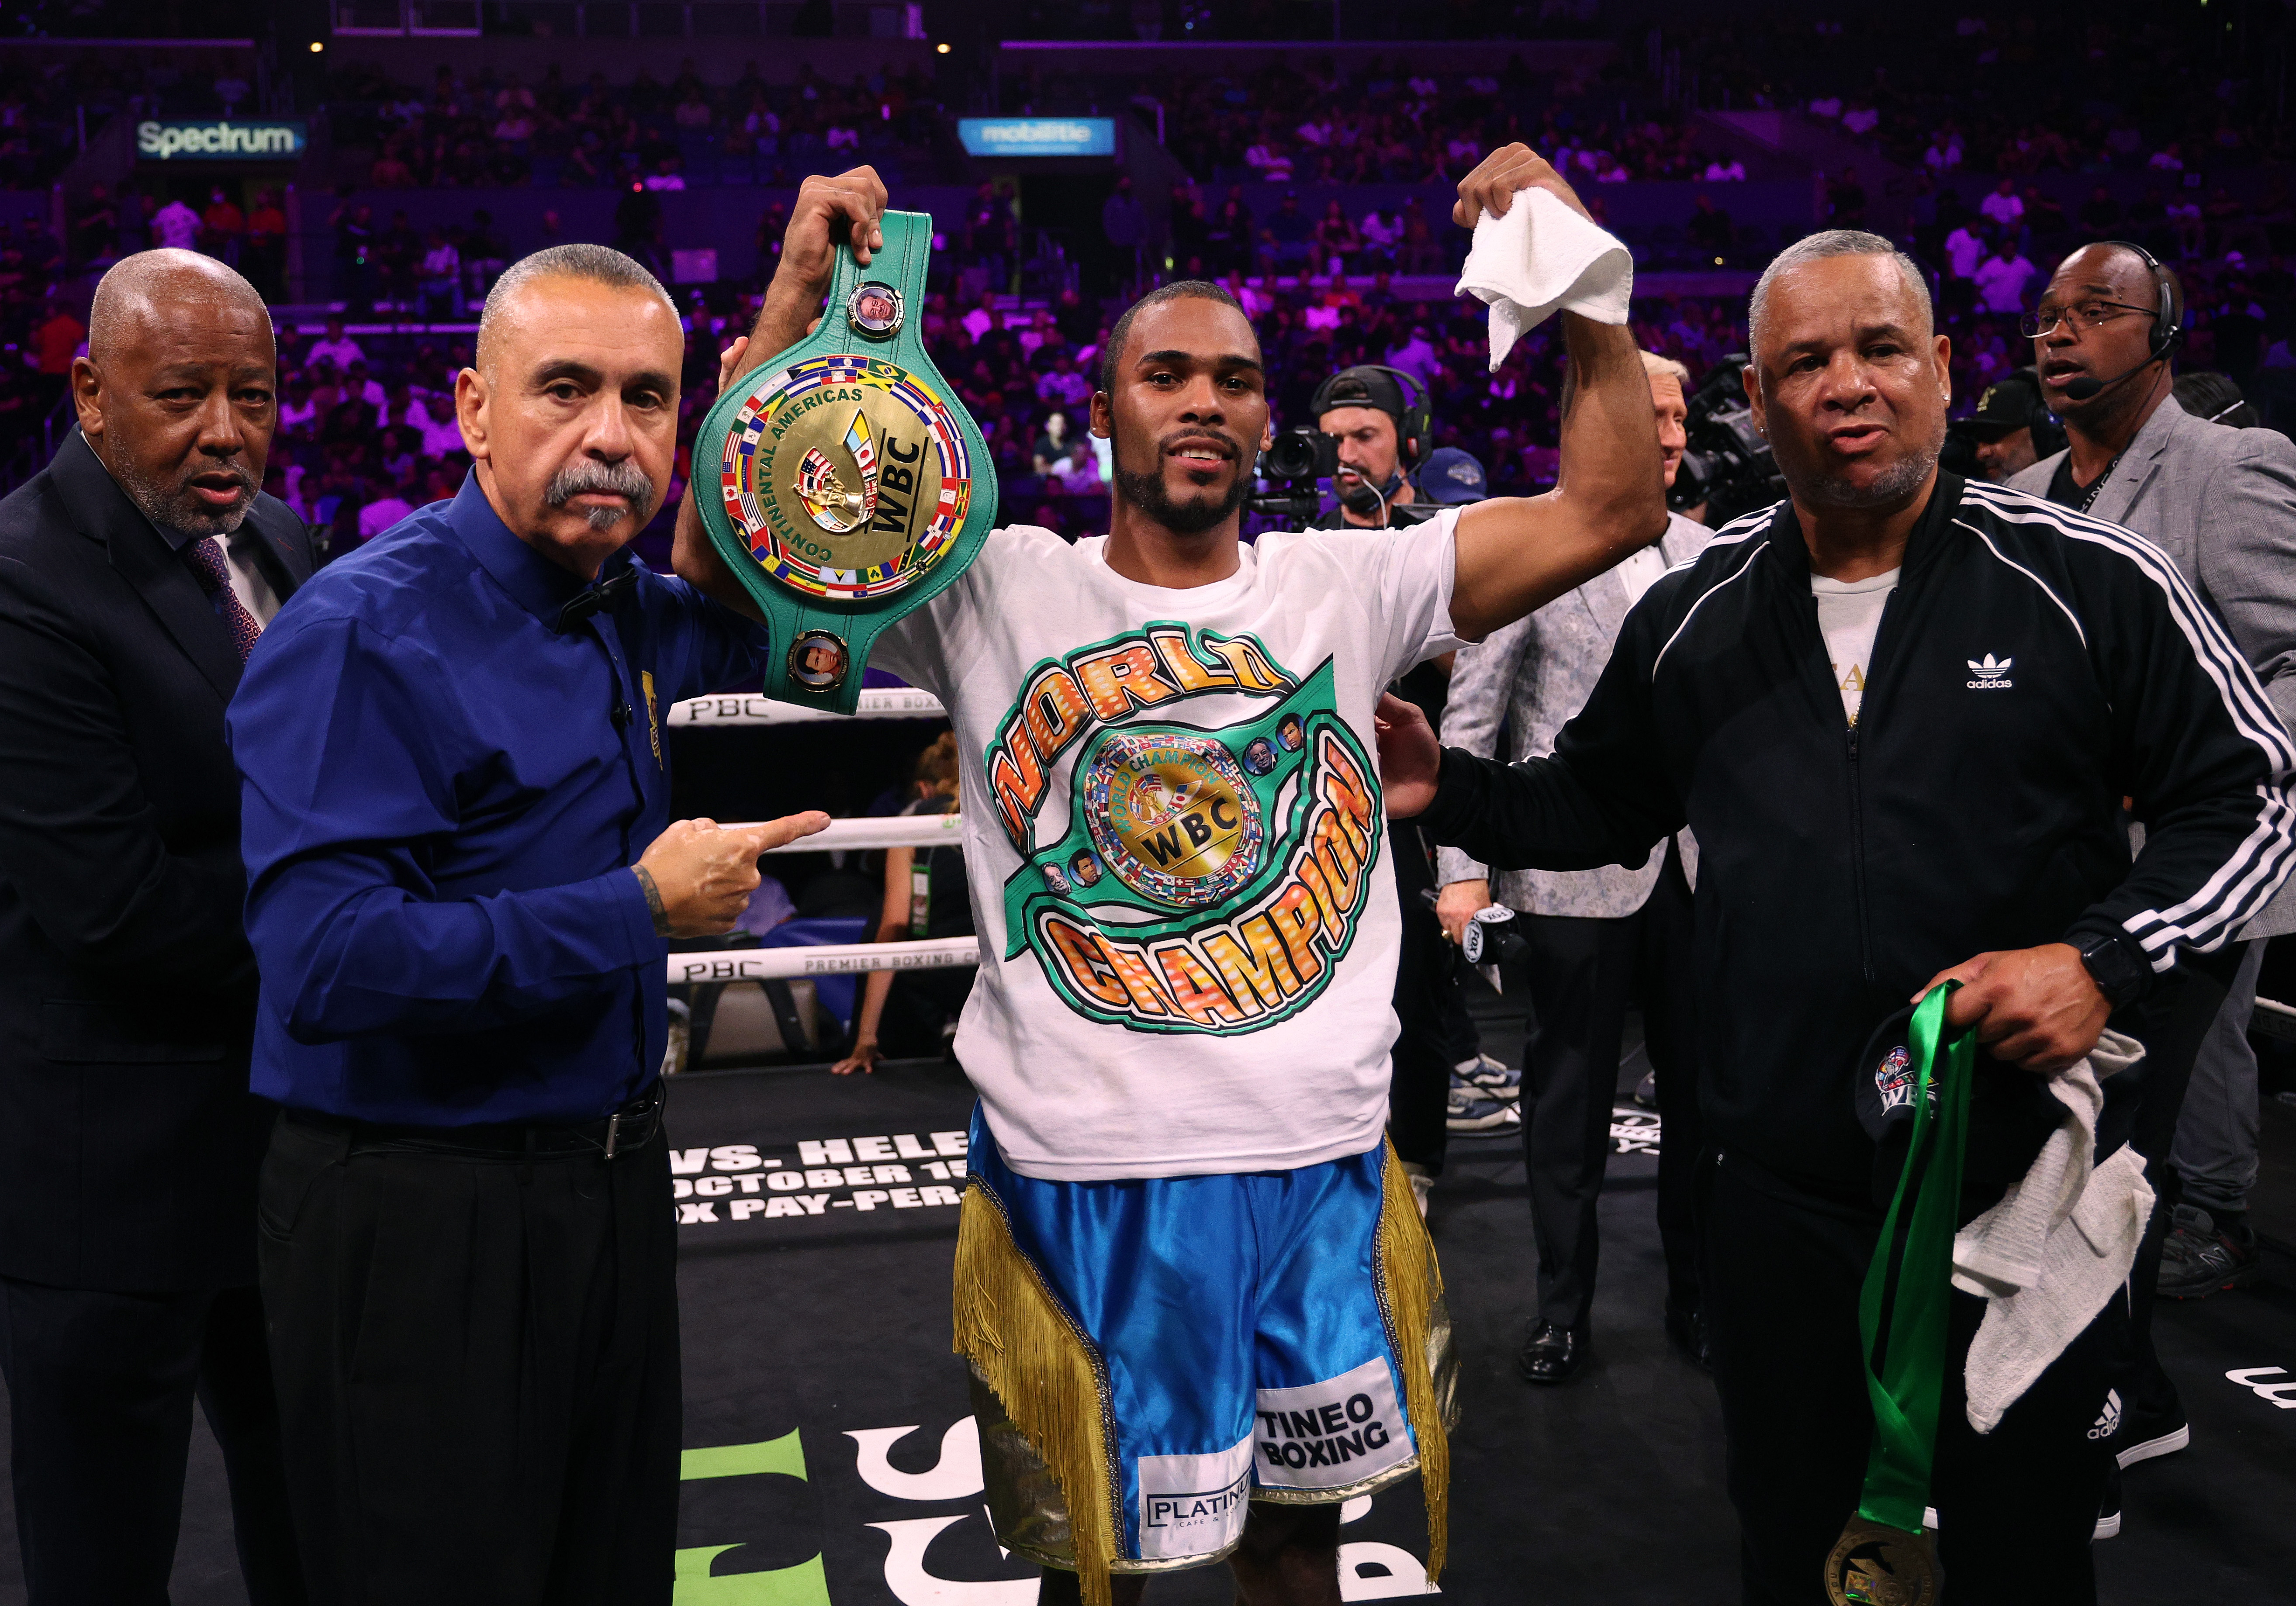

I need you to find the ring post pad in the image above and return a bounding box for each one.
[696,211,996,713]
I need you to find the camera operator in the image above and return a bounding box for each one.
[2005,242,2296,1468]
[1960,366,2063,483]
[1432,350,1712,1385]
[1317,364,1435,529]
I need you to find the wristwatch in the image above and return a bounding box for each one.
[2075,931,2147,1011]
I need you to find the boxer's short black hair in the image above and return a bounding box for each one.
[1098,280,1251,397]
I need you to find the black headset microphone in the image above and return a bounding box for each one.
[2059,360,2151,404]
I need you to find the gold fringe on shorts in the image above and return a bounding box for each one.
[952,1179,1122,1606]
[1374,1135,1457,1582]
[951,1140,1459,1601]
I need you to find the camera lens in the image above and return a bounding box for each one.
[1258,426,1323,483]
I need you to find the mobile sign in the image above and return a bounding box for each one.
[136,120,308,162]
[956,117,1116,158]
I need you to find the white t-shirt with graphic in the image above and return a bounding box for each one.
[1811,567,1898,726]
[873,514,1464,1181]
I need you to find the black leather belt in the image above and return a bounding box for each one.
[283,1088,666,1162]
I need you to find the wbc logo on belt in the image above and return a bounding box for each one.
[717,353,973,603]
[691,208,997,713]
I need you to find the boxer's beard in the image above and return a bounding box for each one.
[1110,432,1249,535]
[545,457,658,531]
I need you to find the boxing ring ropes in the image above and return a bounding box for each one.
[663,687,980,988]
[663,693,2296,1055]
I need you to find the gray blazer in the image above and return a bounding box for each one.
[1436,509,1710,917]
[2009,396,2296,937]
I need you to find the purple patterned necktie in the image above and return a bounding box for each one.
[182,536,264,663]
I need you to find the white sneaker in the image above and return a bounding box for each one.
[1446,1085,1522,1133]
[1452,1053,1522,1102]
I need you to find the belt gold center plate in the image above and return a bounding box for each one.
[716,352,975,604]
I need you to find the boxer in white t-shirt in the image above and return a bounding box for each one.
[676,148,1665,1606]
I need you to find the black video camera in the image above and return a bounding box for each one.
[1248,425,1340,524]
[1670,355,1785,527]
[1247,425,1448,528]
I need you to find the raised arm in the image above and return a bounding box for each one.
[1443,146,1667,642]
[674,165,890,617]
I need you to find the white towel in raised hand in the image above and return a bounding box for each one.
[1951,1029,2154,1436]
[1453,187,1634,372]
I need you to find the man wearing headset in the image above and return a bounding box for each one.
[2007,239,2296,1478]
[1319,365,1435,529]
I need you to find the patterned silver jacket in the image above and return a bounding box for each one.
[1435,510,1710,917]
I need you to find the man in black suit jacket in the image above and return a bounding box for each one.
[0,250,309,1603]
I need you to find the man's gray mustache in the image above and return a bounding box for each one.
[545,460,657,529]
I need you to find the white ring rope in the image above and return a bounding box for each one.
[743,813,964,855]
[668,936,980,984]
[666,694,970,977]
[670,687,948,727]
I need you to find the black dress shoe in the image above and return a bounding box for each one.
[1663,1306,1712,1371]
[1516,1320,1587,1385]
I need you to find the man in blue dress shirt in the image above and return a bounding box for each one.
[228,237,844,1605]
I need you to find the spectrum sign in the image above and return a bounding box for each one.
[957,117,1116,158]
[136,120,308,162]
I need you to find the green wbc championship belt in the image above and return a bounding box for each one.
[695,210,996,712]
[1825,983,1973,1606]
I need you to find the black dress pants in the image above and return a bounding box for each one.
[258,1110,681,1606]
[0,1277,303,1606]
[1639,848,1705,1323]
[1508,908,1646,1330]
[2107,939,2248,1428]
[1703,1153,2112,1605]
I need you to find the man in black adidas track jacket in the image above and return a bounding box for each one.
[1412,470,2293,1208]
[1386,234,2294,1604]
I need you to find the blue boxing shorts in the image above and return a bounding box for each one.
[952,1107,1456,1586]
